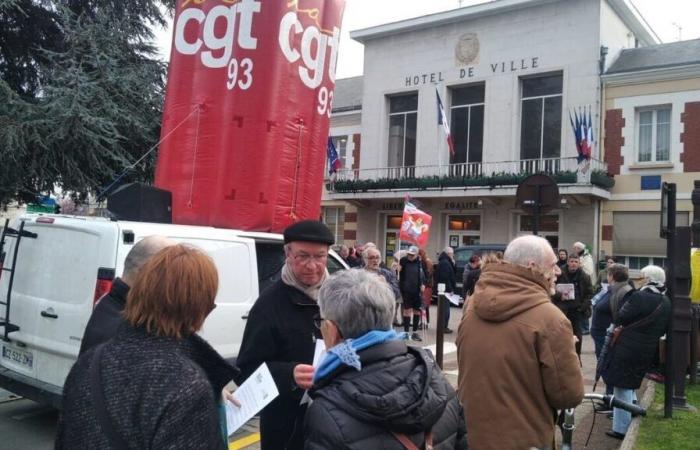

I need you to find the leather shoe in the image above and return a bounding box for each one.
[444,328,453,334]
[605,430,625,440]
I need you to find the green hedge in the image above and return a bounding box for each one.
[328,170,614,193]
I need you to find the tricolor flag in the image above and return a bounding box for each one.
[327,137,342,175]
[399,201,432,248]
[436,89,455,156]
[569,107,593,163]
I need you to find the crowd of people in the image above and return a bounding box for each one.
[55,221,672,450]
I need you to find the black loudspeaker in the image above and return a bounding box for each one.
[107,183,172,224]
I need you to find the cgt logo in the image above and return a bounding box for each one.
[173,0,261,69]
[278,9,340,90]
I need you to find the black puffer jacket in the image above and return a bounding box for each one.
[602,286,671,389]
[304,340,468,450]
[56,324,238,449]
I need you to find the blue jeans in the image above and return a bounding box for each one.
[613,387,637,434]
[580,316,590,333]
[443,297,451,329]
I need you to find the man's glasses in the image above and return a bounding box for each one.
[291,252,328,265]
[313,313,326,329]
[366,255,380,260]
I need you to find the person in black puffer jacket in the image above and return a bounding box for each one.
[305,269,467,450]
[56,245,238,450]
[601,265,671,439]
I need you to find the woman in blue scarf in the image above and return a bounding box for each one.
[305,269,467,450]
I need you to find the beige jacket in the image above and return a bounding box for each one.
[457,261,584,450]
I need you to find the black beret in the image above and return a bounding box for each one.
[283,220,335,245]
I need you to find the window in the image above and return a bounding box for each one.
[447,215,481,247]
[384,214,410,267]
[617,256,666,271]
[520,73,563,161]
[322,207,344,245]
[330,135,349,169]
[388,93,418,171]
[637,107,671,162]
[519,214,559,248]
[450,84,485,172]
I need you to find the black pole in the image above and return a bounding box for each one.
[691,181,700,384]
[436,287,445,369]
[533,185,541,236]
[672,226,692,409]
[664,183,676,419]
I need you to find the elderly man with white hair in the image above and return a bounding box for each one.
[457,235,583,450]
[600,265,671,440]
[305,269,467,449]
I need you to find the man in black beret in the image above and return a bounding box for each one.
[235,220,334,450]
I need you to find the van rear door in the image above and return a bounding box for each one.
[0,216,118,393]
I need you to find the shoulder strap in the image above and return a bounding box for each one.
[90,345,130,450]
[391,430,434,450]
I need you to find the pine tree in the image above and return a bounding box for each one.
[0,1,172,206]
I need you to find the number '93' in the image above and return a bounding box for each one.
[317,86,333,117]
[227,57,253,90]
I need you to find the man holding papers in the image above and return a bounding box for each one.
[235,220,335,450]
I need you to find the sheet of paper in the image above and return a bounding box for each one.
[225,363,279,436]
[300,339,327,405]
[445,293,462,306]
[556,283,576,300]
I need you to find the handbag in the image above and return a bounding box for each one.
[608,301,666,349]
[392,430,433,450]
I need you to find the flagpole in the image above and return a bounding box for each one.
[437,87,442,178]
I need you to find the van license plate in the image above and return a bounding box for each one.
[2,346,33,369]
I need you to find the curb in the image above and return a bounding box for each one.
[619,379,656,450]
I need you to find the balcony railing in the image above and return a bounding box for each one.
[328,157,613,193]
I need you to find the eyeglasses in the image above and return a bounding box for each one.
[291,252,328,265]
[366,255,380,260]
[313,314,326,329]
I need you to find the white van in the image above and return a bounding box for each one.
[0,214,347,408]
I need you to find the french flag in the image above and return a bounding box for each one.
[327,137,342,175]
[436,89,455,156]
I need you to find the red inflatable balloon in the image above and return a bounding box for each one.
[155,0,345,232]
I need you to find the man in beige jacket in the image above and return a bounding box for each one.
[457,235,584,450]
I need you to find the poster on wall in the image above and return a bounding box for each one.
[155,0,346,232]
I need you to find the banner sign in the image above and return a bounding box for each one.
[399,202,432,248]
[155,0,345,232]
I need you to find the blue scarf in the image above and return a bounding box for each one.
[313,329,404,382]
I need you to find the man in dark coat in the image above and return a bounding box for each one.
[235,220,335,450]
[399,245,424,341]
[436,247,456,333]
[601,265,671,439]
[553,254,593,357]
[79,235,175,355]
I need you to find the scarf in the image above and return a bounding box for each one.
[641,281,666,295]
[313,329,404,382]
[280,263,328,301]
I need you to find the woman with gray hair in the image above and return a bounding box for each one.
[600,265,671,440]
[304,269,467,450]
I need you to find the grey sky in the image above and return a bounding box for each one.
[154,0,700,79]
